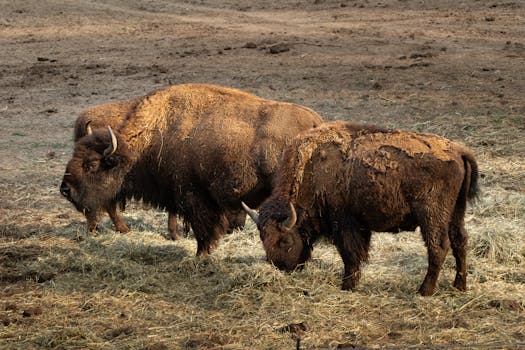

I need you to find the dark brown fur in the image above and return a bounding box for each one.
[66,100,138,234]
[66,100,202,239]
[252,121,479,296]
[60,84,323,255]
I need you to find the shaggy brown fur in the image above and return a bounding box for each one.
[66,101,194,239]
[60,84,323,255]
[249,121,479,296]
[67,100,137,234]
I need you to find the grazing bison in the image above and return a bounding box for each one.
[60,84,323,255]
[243,121,479,296]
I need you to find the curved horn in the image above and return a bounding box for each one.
[103,126,118,157]
[282,202,297,231]
[241,202,259,224]
[85,120,93,135]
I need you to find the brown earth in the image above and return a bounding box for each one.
[1,0,524,349]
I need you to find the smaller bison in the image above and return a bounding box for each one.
[243,121,479,296]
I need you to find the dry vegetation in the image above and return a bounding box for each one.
[1,0,524,349]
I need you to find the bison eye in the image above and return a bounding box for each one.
[278,235,294,249]
[82,159,99,172]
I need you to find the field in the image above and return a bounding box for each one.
[1,0,524,349]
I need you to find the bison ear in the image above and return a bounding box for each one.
[102,155,119,169]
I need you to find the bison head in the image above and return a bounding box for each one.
[60,126,133,230]
[242,201,311,271]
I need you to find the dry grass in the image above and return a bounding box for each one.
[1,117,525,349]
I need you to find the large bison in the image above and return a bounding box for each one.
[60,84,323,255]
[243,121,479,296]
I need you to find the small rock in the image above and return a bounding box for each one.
[372,82,382,90]
[36,272,55,283]
[279,321,309,335]
[37,57,49,62]
[243,42,257,49]
[268,43,290,54]
[22,306,42,317]
[105,326,134,340]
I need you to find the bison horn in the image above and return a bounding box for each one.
[85,120,93,135]
[282,202,297,231]
[241,202,259,224]
[103,126,118,157]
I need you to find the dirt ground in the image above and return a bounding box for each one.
[1,0,524,349]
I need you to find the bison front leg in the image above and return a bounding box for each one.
[85,209,99,233]
[106,201,129,233]
[225,209,247,234]
[186,195,229,256]
[333,217,372,291]
[167,213,181,240]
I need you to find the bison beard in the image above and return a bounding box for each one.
[246,121,479,296]
[60,84,323,255]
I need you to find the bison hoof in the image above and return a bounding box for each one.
[168,231,181,240]
[341,279,357,291]
[418,285,435,297]
[453,276,467,292]
[115,225,130,234]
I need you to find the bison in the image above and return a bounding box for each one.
[69,101,190,239]
[243,121,479,296]
[60,84,323,255]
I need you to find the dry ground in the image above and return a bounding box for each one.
[1,0,524,349]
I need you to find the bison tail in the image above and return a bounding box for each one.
[462,151,480,204]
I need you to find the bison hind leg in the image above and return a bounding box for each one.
[417,222,451,296]
[333,215,372,291]
[448,211,469,292]
[167,213,182,240]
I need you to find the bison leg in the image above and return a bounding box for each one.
[333,216,372,291]
[418,223,451,296]
[225,209,247,234]
[448,214,468,292]
[167,213,181,240]
[85,209,99,233]
[447,177,471,293]
[106,201,129,233]
[186,195,228,256]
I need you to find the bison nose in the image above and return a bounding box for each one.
[60,183,71,198]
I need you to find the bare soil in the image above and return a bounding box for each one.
[1,1,524,349]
